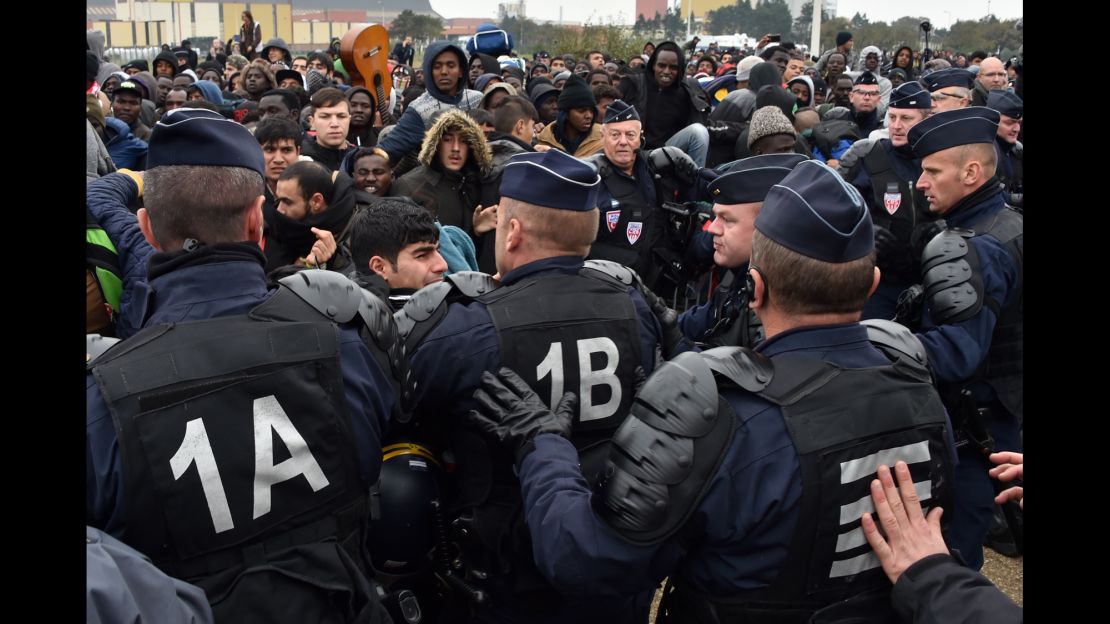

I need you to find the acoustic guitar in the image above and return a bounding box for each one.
[339,24,394,126]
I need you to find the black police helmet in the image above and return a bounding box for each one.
[367,443,443,577]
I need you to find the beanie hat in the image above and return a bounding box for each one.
[557,74,596,110]
[748,105,796,149]
[836,31,853,47]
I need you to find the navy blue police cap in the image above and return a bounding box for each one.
[921,67,975,91]
[147,108,265,180]
[908,107,1000,159]
[603,99,640,124]
[889,81,932,109]
[853,71,878,86]
[987,90,1023,119]
[499,150,600,211]
[708,153,808,204]
[756,160,873,262]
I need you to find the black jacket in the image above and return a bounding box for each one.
[262,172,370,273]
[619,43,709,143]
[892,554,1022,623]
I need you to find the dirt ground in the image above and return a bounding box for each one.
[982,547,1023,605]
[648,548,1022,621]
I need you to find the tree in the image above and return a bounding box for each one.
[750,0,793,40]
[662,7,685,41]
[388,10,442,43]
[791,1,833,45]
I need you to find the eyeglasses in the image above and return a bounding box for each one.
[980,72,1007,78]
[932,92,967,101]
[852,89,880,97]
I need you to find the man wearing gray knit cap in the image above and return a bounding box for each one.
[86,108,403,622]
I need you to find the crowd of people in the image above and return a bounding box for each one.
[85,21,1023,624]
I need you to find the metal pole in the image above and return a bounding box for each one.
[810,0,823,60]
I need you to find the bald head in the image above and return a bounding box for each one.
[977,57,1008,91]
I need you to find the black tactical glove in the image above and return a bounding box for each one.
[467,367,577,466]
[873,225,915,276]
[633,276,692,359]
[910,219,947,271]
[893,283,925,330]
[647,146,700,186]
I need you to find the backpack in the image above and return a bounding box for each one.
[813,118,861,160]
[466,24,513,57]
[86,208,122,335]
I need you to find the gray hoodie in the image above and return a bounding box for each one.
[787,76,815,108]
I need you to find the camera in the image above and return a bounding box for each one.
[919,20,932,32]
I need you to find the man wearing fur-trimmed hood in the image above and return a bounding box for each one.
[391,110,495,240]
[378,41,484,165]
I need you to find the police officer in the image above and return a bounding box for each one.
[840,81,939,320]
[922,67,975,113]
[585,99,702,296]
[395,148,677,623]
[468,159,956,623]
[86,109,403,622]
[987,90,1023,211]
[677,152,808,347]
[905,107,1023,570]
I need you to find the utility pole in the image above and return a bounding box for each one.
[686,0,692,39]
[810,0,822,60]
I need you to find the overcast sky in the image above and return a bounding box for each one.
[427,0,1022,28]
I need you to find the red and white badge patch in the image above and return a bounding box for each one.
[884,192,902,215]
[606,210,620,232]
[626,221,643,245]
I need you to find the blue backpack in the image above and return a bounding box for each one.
[466,23,513,57]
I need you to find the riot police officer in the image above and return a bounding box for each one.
[905,107,1023,570]
[839,81,939,320]
[677,152,808,347]
[986,90,1023,211]
[584,100,703,297]
[395,149,677,623]
[86,109,403,622]
[469,159,957,623]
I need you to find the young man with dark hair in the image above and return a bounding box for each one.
[300,87,355,172]
[306,52,333,78]
[254,116,303,196]
[377,41,484,165]
[489,95,538,168]
[110,80,152,142]
[345,87,380,147]
[346,147,393,197]
[347,199,448,308]
[536,74,603,158]
[618,40,711,166]
[258,88,301,122]
[592,84,621,122]
[267,160,373,272]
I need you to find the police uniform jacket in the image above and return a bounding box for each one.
[915,186,1021,408]
[410,256,663,424]
[515,324,918,597]
[87,247,396,536]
